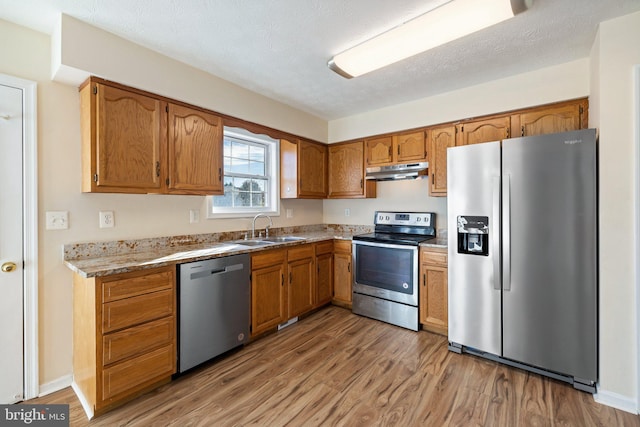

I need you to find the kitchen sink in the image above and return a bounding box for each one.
[263,236,306,243]
[233,239,275,247]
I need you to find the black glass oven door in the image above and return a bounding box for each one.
[353,242,416,296]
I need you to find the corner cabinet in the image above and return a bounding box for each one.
[80,77,223,195]
[328,141,376,199]
[72,266,176,419]
[280,138,327,199]
[419,247,448,335]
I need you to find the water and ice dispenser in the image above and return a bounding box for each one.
[457,216,489,256]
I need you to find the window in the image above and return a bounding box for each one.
[208,127,279,218]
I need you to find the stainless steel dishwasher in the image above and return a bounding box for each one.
[178,253,250,373]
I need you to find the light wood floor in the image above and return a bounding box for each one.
[29,306,639,426]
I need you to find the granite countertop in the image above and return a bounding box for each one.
[64,224,448,278]
[64,229,356,278]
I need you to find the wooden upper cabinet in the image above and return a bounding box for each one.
[299,140,328,197]
[428,124,456,197]
[365,132,427,166]
[167,103,223,195]
[365,136,393,166]
[395,131,427,163]
[82,82,166,193]
[328,141,376,199]
[456,116,511,146]
[512,99,588,137]
[280,139,327,199]
[80,77,224,195]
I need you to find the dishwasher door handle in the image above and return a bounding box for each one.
[189,263,244,280]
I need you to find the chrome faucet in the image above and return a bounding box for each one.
[252,213,273,239]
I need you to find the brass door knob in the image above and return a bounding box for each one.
[1,262,17,273]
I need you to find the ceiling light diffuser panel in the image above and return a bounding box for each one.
[329,0,531,78]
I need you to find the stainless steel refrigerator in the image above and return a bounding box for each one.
[447,129,597,393]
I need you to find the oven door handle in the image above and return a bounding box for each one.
[352,240,420,251]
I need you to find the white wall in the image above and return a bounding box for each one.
[0,18,324,388]
[591,10,640,411]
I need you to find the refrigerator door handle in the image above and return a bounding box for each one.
[492,176,501,290]
[503,174,511,291]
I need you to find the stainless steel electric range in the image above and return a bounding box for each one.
[352,211,436,331]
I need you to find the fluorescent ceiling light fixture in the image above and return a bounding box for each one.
[328,0,530,78]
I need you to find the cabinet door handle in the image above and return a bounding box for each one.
[360,179,363,189]
[423,273,426,287]
[397,145,400,155]
[347,263,351,273]
[281,274,284,286]
[218,167,222,181]
[156,161,160,177]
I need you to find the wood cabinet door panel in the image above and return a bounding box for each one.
[96,84,164,191]
[102,268,174,302]
[457,117,510,146]
[102,290,174,333]
[288,258,315,318]
[251,263,286,335]
[316,252,333,307]
[517,103,582,137]
[167,103,223,194]
[101,345,174,401]
[298,140,327,197]
[395,131,427,163]
[366,136,393,166]
[328,142,365,198]
[420,263,448,335]
[333,252,352,304]
[428,125,456,196]
[102,317,173,366]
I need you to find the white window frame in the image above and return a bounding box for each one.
[207,127,280,219]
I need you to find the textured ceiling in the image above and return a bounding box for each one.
[1,0,639,120]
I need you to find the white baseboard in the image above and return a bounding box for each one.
[71,381,94,420]
[594,388,638,414]
[38,374,72,397]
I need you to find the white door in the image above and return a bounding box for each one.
[0,83,24,403]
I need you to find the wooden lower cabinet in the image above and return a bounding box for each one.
[251,249,287,336]
[419,247,448,335]
[315,241,334,307]
[287,245,315,318]
[72,265,176,419]
[332,239,353,307]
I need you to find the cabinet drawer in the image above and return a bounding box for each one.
[334,239,352,254]
[102,268,174,302]
[103,317,174,366]
[101,344,174,401]
[421,250,447,266]
[102,289,174,333]
[252,249,286,270]
[287,244,314,261]
[315,240,333,255]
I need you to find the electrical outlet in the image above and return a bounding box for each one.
[286,209,293,219]
[344,208,350,217]
[46,211,69,230]
[99,211,115,228]
[189,209,200,223]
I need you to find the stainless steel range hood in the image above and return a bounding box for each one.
[365,162,428,181]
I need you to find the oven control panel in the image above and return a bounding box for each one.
[375,211,433,227]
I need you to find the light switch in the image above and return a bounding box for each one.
[46,211,69,230]
[286,209,293,218]
[189,209,200,223]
